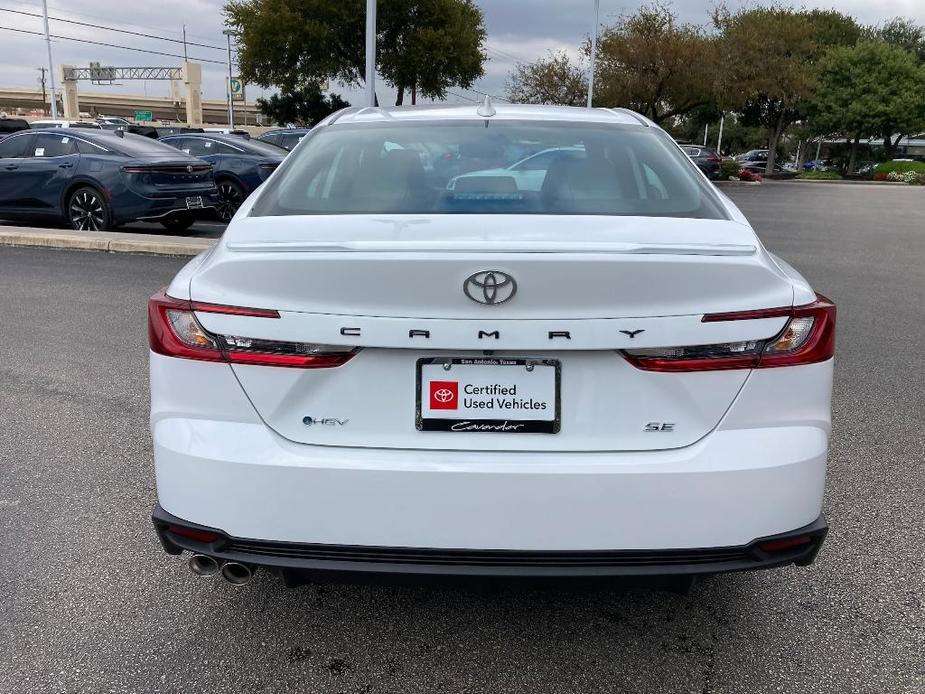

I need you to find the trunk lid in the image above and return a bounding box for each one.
[190,215,793,452]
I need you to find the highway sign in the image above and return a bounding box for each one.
[134,110,153,122]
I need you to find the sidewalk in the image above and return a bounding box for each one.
[0,225,215,257]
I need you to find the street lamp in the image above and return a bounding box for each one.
[42,0,58,119]
[223,29,235,128]
[365,0,376,107]
[587,0,600,108]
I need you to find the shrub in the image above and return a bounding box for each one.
[886,170,925,185]
[738,169,762,182]
[874,160,925,175]
[800,170,842,180]
[720,159,741,179]
[873,172,889,181]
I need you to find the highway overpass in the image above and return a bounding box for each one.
[0,86,262,126]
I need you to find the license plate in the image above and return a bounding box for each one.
[185,196,204,210]
[416,357,561,433]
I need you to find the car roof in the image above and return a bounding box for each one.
[263,128,312,134]
[320,104,653,127]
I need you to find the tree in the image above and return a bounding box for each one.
[876,18,925,63]
[257,85,350,127]
[507,50,587,106]
[224,0,486,103]
[378,0,486,105]
[714,6,817,174]
[592,3,718,123]
[225,0,364,92]
[812,41,925,169]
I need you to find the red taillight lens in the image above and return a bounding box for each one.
[148,289,357,368]
[623,294,836,372]
[758,536,812,553]
[167,525,220,543]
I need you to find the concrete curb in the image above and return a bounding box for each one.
[778,179,910,186]
[0,226,215,257]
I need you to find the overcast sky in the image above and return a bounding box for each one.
[2,0,924,108]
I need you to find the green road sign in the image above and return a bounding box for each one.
[134,110,153,122]
[230,78,244,101]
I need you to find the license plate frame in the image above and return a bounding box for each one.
[415,357,561,434]
[185,196,204,210]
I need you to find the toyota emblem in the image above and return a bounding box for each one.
[433,388,455,403]
[463,270,517,305]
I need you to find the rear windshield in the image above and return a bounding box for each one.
[250,121,727,219]
[106,133,194,157]
[242,139,289,157]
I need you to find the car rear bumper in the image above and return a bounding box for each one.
[153,504,827,580]
[151,355,831,566]
[134,192,220,221]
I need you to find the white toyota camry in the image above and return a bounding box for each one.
[150,104,835,587]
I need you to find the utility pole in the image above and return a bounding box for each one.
[587,0,600,108]
[716,114,725,154]
[38,67,48,115]
[41,0,58,119]
[222,29,234,128]
[703,123,709,147]
[365,0,376,106]
[182,25,188,61]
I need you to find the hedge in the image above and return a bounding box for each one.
[873,160,925,175]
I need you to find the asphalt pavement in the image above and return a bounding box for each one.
[1,181,923,693]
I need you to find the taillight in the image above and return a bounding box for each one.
[148,289,357,368]
[623,294,835,372]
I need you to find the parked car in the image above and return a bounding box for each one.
[203,127,251,138]
[97,116,131,127]
[29,119,103,130]
[741,161,785,174]
[680,144,722,179]
[258,128,311,151]
[0,117,30,139]
[149,104,835,588]
[155,126,205,137]
[735,149,768,163]
[0,129,218,232]
[158,133,286,221]
[448,146,586,192]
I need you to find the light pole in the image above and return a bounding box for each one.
[223,29,235,128]
[587,0,600,108]
[365,0,377,106]
[42,0,58,119]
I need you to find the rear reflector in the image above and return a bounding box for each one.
[167,525,220,543]
[624,294,835,372]
[148,289,357,368]
[758,536,812,553]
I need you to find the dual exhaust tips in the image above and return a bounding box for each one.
[188,554,254,585]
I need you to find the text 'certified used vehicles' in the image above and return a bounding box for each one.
[0,129,218,232]
[158,133,286,222]
[150,104,835,587]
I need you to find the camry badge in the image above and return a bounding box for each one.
[464,270,517,305]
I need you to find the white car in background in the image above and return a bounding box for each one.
[29,119,103,129]
[150,104,835,587]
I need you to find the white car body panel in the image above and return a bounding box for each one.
[150,105,833,568]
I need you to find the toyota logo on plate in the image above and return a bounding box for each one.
[463,270,517,305]
[433,388,455,403]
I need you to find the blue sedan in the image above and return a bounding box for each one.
[158,133,287,221]
[0,129,218,232]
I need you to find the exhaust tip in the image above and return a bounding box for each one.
[220,561,254,586]
[188,554,220,577]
